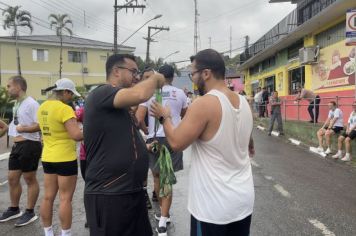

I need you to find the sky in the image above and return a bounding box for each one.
[0,0,296,67]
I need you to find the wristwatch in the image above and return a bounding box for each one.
[159,115,171,124]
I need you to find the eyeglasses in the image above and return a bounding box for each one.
[115,66,141,78]
[188,68,209,81]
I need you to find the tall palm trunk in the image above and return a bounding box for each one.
[15,26,21,75]
[59,34,62,78]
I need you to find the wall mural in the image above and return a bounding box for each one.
[312,41,356,90]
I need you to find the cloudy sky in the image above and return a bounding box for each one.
[0,0,295,67]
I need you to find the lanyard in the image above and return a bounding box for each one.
[12,96,27,119]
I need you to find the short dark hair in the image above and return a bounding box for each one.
[190,49,225,79]
[106,54,136,79]
[158,64,174,80]
[329,101,337,106]
[9,75,27,92]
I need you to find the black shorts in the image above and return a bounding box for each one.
[84,191,152,236]
[9,140,42,172]
[191,215,252,236]
[341,130,356,140]
[42,160,78,176]
[324,126,343,134]
[147,137,183,174]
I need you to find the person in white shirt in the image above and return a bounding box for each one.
[0,76,42,227]
[136,64,188,236]
[253,87,262,113]
[150,49,255,236]
[332,101,356,161]
[317,101,343,154]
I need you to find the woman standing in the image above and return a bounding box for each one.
[37,78,83,236]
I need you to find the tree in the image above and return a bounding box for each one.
[2,6,33,75]
[49,14,73,78]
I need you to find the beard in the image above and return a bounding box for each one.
[197,76,206,96]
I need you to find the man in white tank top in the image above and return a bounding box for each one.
[150,49,255,236]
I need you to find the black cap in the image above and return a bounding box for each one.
[158,64,174,79]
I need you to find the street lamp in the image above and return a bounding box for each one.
[163,50,180,61]
[118,14,162,48]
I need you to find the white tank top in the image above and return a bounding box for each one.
[188,90,255,224]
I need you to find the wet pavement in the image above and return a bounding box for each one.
[0,129,355,235]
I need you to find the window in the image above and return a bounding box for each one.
[288,40,303,60]
[297,0,336,25]
[249,64,260,76]
[100,55,107,61]
[265,76,275,94]
[316,22,345,48]
[288,67,305,95]
[32,49,48,62]
[68,51,87,63]
[261,57,276,71]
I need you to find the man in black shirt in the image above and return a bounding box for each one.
[83,54,165,236]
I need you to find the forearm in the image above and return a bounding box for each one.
[21,123,40,133]
[131,77,158,102]
[328,119,336,128]
[163,119,182,152]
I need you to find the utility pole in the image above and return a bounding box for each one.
[114,0,146,54]
[229,26,232,58]
[193,0,199,54]
[244,35,250,57]
[144,26,169,64]
[209,37,211,48]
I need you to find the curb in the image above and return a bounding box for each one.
[256,125,328,158]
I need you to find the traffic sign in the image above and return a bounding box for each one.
[346,9,356,46]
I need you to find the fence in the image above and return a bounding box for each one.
[253,95,356,126]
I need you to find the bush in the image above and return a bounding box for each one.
[0,86,14,120]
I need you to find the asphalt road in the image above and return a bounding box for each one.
[0,129,355,235]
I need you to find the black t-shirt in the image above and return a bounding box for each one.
[83,84,149,195]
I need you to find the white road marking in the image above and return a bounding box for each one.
[271,131,279,136]
[274,184,291,198]
[264,175,274,181]
[257,126,266,131]
[250,160,259,167]
[0,152,10,161]
[309,147,327,158]
[289,138,301,146]
[308,219,335,236]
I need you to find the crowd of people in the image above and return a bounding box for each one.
[0,49,255,236]
[251,84,354,162]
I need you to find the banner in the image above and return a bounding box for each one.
[312,41,356,90]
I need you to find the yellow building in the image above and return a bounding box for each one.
[239,0,356,121]
[0,35,134,100]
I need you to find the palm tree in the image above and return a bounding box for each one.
[49,14,73,78]
[2,6,33,75]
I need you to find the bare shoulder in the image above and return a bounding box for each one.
[189,95,220,114]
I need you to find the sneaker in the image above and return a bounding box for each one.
[341,155,351,162]
[325,148,332,155]
[279,132,285,136]
[156,226,167,236]
[317,146,324,153]
[154,213,171,224]
[332,152,342,159]
[0,208,22,222]
[145,191,152,209]
[152,191,158,202]
[14,211,38,227]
